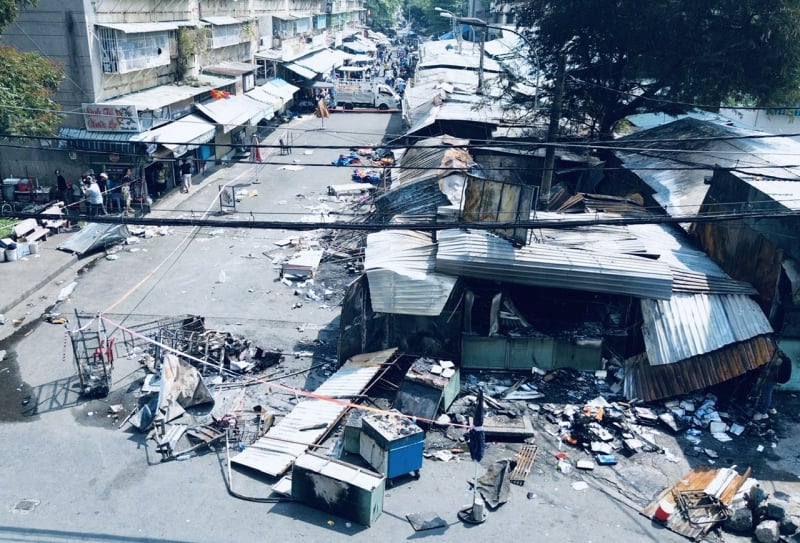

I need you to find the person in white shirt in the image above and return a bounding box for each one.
[83,177,106,217]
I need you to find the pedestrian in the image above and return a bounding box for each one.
[97,172,109,207]
[55,169,68,204]
[754,352,791,419]
[121,178,132,217]
[70,177,84,215]
[107,175,122,212]
[83,176,106,217]
[180,159,192,193]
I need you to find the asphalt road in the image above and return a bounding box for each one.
[0,112,796,543]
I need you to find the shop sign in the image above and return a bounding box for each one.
[82,104,141,132]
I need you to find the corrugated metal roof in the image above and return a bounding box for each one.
[641,293,773,366]
[294,48,344,74]
[742,178,800,211]
[102,76,234,111]
[625,222,757,295]
[230,349,393,477]
[283,62,317,80]
[529,213,757,295]
[435,229,674,299]
[624,335,776,401]
[130,113,215,154]
[375,177,452,221]
[365,230,458,316]
[248,78,299,106]
[203,62,256,76]
[195,95,271,133]
[613,118,800,216]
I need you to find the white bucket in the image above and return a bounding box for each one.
[28,242,38,254]
[5,247,18,262]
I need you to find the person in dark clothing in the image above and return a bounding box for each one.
[180,159,193,193]
[55,169,69,204]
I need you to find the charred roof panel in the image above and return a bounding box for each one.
[435,229,673,299]
[365,231,458,316]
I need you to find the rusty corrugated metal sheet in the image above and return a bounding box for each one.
[230,349,394,477]
[623,335,776,401]
[462,173,533,245]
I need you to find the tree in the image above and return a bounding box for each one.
[365,0,404,32]
[512,0,800,139]
[0,0,64,136]
[0,46,63,136]
[0,0,35,30]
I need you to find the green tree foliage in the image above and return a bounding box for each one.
[0,0,35,31]
[405,0,463,35]
[512,0,800,138]
[366,0,404,32]
[0,45,63,135]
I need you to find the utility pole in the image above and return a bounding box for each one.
[476,29,484,93]
[540,55,565,210]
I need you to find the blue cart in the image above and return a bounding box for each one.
[360,412,424,485]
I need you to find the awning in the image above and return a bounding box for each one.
[96,22,179,33]
[340,41,372,54]
[200,16,242,26]
[293,48,344,75]
[246,78,298,110]
[263,78,299,102]
[282,62,317,80]
[195,95,273,133]
[102,77,234,112]
[131,113,215,156]
[272,12,302,21]
[246,87,282,111]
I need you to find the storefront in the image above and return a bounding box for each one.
[195,95,274,161]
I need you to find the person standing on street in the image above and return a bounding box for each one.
[180,159,193,193]
[83,176,106,217]
[55,169,69,204]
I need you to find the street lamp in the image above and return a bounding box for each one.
[435,7,462,54]
[450,16,540,112]
[445,16,555,207]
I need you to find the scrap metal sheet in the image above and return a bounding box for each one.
[231,348,395,477]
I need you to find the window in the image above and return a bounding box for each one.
[208,24,242,49]
[98,27,170,74]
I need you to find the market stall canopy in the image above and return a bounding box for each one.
[245,78,299,110]
[195,95,273,133]
[131,113,215,156]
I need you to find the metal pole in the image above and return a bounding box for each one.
[540,55,565,209]
[477,30,485,93]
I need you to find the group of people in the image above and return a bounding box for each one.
[54,159,194,217]
[55,168,135,217]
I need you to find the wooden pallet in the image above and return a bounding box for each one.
[510,445,538,486]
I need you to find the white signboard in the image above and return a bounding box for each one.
[82,104,141,132]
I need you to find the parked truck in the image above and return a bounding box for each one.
[333,80,400,110]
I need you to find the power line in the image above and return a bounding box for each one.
[8,206,800,233]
